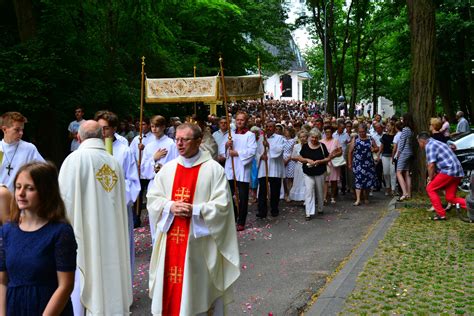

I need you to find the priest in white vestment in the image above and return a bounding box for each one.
[219,112,257,231]
[96,111,141,282]
[147,123,240,316]
[58,120,132,315]
[0,112,45,192]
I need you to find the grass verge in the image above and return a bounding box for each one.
[341,202,474,315]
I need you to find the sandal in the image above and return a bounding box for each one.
[397,195,409,202]
[353,201,361,206]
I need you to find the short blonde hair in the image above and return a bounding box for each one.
[430,117,442,131]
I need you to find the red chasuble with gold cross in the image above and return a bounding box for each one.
[162,163,202,315]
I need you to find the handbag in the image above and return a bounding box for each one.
[320,145,331,176]
[331,154,346,167]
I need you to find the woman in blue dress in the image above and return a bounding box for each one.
[0,162,77,315]
[348,124,379,206]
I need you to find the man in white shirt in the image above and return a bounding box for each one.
[212,117,229,165]
[129,117,154,227]
[455,111,470,135]
[0,112,45,191]
[220,112,257,231]
[68,106,85,152]
[257,121,285,218]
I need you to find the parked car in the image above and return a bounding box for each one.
[448,130,474,192]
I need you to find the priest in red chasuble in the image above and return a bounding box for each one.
[147,123,240,316]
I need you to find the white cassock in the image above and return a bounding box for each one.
[256,133,285,178]
[129,131,154,163]
[115,132,129,146]
[58,138,132,315]
[147,150,240,316]
[141,134,178,241]
[0,139,45,192]
[113,139,141,283]
[219,131,257,182]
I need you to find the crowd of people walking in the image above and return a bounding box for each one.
[0,101,470,314]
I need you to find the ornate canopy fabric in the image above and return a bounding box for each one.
[145,75,263,103]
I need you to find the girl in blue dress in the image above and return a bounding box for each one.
[0,162,77,315]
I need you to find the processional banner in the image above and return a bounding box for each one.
[145,75,263,104]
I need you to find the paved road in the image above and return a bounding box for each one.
[130,191,390,315]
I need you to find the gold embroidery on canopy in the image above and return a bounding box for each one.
[95,164,118,192]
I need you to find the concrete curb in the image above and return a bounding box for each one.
[305,197,399,316]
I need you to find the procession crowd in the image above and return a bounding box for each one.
[0,100,470,315]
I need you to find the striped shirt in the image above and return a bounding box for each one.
[425,138,464,177]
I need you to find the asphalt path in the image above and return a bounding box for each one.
[130,191,390,315]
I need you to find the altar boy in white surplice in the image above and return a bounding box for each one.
[0,112,44,192]
[147,123,240,316]
[58,120,132,315]
[141,115,178,241]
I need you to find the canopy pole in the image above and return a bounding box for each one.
[135,56,146,216]
[218,56,240,216]
[258,56,270,201]
[193,64,197,116]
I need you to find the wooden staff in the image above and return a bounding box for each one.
[193,64,197,116]
[135,56,146,216]
[218,56,240,216]
[258,56,270,200]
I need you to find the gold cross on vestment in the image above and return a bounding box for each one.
[170,226,186,244]
[168,266,183,284]
[174,187,191,202]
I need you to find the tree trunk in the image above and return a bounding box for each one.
[350,32,362,116]
[372,49,377,117]
[407,0,436,192]
[13,0,36,42]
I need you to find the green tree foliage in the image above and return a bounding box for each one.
[0,0,291,163]
[302,0,472,121]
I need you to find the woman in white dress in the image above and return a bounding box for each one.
[289,130,308,201]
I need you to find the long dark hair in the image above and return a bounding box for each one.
[11,161,68,223]
[402,113,414,130]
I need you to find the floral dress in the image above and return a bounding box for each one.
[352,137,378,189]
[283,138,296,178]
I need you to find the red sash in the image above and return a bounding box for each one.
[162,163,202,316]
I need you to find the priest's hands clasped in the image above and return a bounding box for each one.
[171,201,193,217]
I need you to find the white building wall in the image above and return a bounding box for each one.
[263,72,306,101]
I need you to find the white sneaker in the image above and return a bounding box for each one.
[444,203,452,211]
[369,191,373,197]
[427,206,435,212]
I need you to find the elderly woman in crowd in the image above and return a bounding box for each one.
[348,124,379,205]
[283,127,296,201]
[396,113,414,201]
[430,117,449,143]
[321,126,342,204]
[295,129,330,220]
[289,130,308,202]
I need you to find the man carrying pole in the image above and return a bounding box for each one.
[220,111,257,231]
